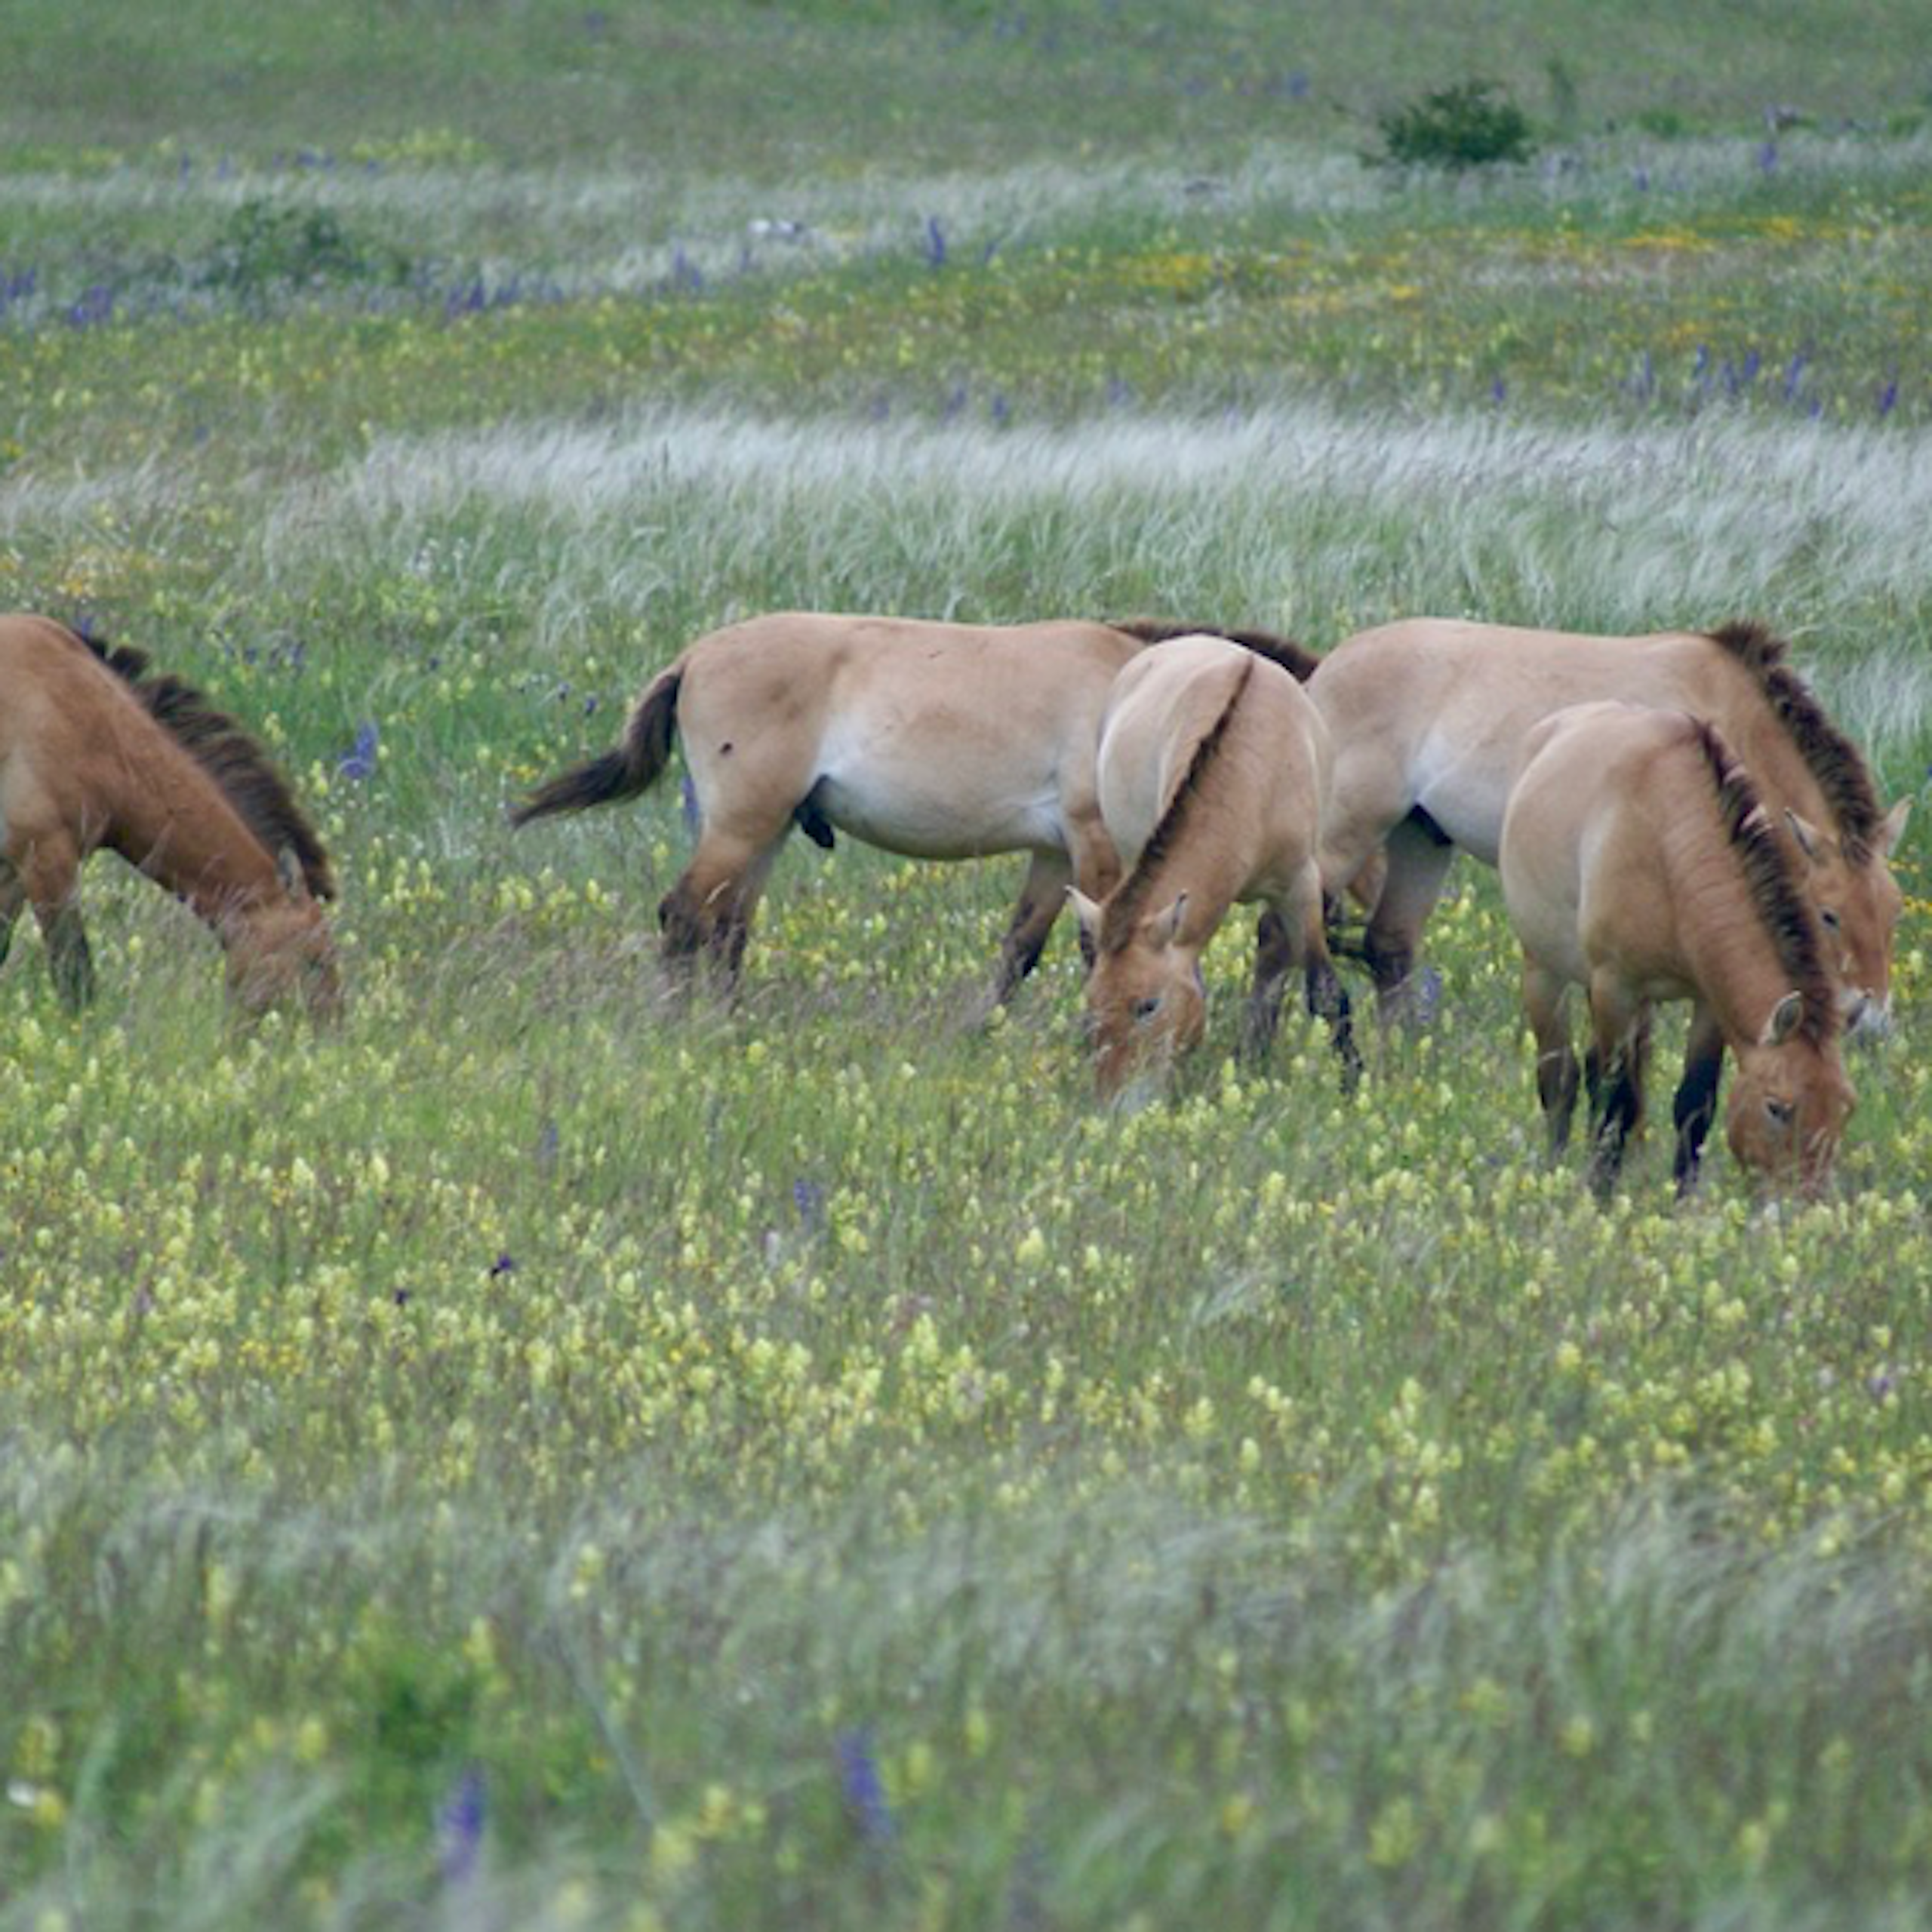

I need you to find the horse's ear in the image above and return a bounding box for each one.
[1762,991,1804,1045]
[1783,810,1821,863]
[277,846,311,902]
[1881,797,1912,858]
[1152,893,1188,948]
[1068,887,1103,945]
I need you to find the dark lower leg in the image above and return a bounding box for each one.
[1241,908,1294,1058]
[1537,1047,1580,1155]
[1306,955,1361,1093]
[1587,1054,1641,1199]
[1672,1050,1724,1194]
[992,892,1060,1004]
[44,904,95,1009]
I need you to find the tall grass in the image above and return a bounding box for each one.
[256,401,1932,765]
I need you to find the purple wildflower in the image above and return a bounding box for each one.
[435,1765,487,1886]
[1414,964,1444,1026]
[793,1177,826,1231]
[835,1728,896,1848]
[337,721,378,781]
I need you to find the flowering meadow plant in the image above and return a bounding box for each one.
[3,5,1932,1925]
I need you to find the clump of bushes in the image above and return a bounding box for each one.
[1377,79,1537,170]
[198,198,408,297]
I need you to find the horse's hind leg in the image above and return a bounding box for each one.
[1248,891,1358,1091]
[1522,959,1578,1158]
[1671,1004,1726,1195]
[1242,906,1294,1060]
[657,829,785,989]
[1361,812,1457,1016]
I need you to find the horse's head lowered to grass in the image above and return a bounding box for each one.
[0,614,342,1020]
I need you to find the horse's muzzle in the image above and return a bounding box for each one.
[1846,993,1893,1046]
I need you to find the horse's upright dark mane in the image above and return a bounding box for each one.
[1690,715,1835,1046]
[1099,655,1255,956]
[1109,618,1321,685]
[1705,619,1882,861]
[81,632,337,899]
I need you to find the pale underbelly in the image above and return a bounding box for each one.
[807,774,1063,860]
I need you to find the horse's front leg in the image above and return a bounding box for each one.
[1303,946,1361,1094]
[45,905,94,1009]
[1672,1003,1727,1195]
[1586,983,1651,1200]
[990,848,1075,1008]
[0,860,23,974]
[1521,957,1578,1158]
[16,842,94,1010]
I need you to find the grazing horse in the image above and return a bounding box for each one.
[1309,617,1909,1034]
[1500,702,1854,1196]
[511,611,1317,1004]
[1069,634,1358,1098]
[0,614,340,1017]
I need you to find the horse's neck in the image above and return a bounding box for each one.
[1135,812,1251,946]
[1660,818,1795,1051]
[99,715,280,930]
[1714,684,1829,823]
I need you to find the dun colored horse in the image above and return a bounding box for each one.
[1500,701,1854,1195]
[512,611,1316,1004]
[1069,634,1358,1098]
[0,614,340,1017]
[1310,617,1909,1034]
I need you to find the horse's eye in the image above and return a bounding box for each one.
[1819,907,1842,932]
[1132,994,1163,1023]
[1764,1098,1795,1130]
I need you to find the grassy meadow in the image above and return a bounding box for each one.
[5,5,1932,1926]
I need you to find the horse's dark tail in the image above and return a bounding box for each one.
[510,663,683,826]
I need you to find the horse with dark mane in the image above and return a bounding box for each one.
[1500,701,1853,1195]
[0,614,340,1016]
[1310,616,1909,1034]
[1070,634,1357,1098]
[512,610,1316,1006]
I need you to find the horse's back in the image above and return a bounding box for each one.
[1100,633,1326,877]
[1315,617,1773,863]
[678,612,1143,861]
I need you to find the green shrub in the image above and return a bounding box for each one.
[197,198,405,297]
[1377,78,1537,170]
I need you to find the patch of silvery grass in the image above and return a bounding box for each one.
[260,398,1932,774]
